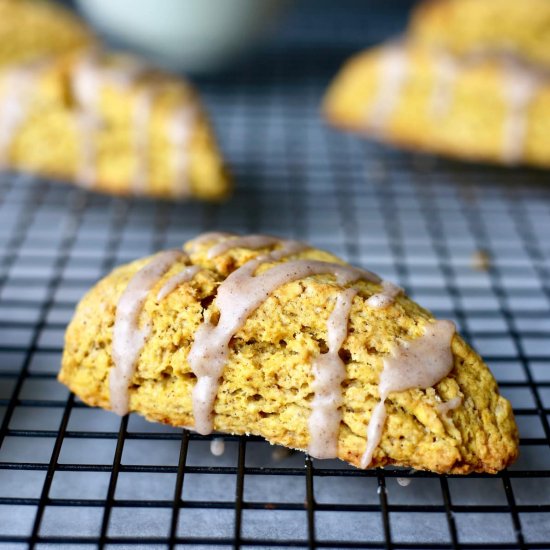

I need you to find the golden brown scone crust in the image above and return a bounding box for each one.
[59,238,518,474]
[323,43,550,168]
[411,0,550,69]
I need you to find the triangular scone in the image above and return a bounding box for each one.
[324,40,550,168]
[0,49,231,200]
[0,0,94,66]
[59,233,518,474]
[410,0,550,69]
[0,0,230,200]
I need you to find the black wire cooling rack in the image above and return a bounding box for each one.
[1,2,550,549]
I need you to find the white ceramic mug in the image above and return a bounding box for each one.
[76,0,292,73]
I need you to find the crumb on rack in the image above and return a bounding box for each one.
[471,249,491,271]
[272,446,292,462]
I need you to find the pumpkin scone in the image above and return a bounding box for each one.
[59,232,518,474]
[323,0,550,168]
[0,0,230,200]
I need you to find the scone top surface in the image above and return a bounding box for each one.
[59,232,518,474]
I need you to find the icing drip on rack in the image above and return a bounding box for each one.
[187,240,379,435]
[110,249,185,415]
[210,438,225,456]
[369,43,409,131]
[0,62,45,165]
[308,288,357,459]
[360,320,455,468]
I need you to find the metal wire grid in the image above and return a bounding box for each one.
[0,41,550,548]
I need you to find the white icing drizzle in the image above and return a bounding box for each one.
[207,234,286,259]
[266,240,308,262]
[210,438,225,457]
[308,287,357,459]
[74,111,98,188]
[430,52,460,116]
[131,87,155,194]
[72,53,109,187]
[360,320,456,468]
[73,52,146,187]
[368,44,409,132]
[367,43,546,165]
[73,53,147,99]
[188,245,379,435]
[367,280,403,309]
[156,265,200,301]
[110,249,185,415]
[501,59,542,165]
[73,52,197,192]
[72,53,101,108]
[186,232,236,254]
[436,395,462,416]
[170,106,196,197]
[0,62,44,165]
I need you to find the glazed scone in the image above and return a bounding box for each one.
[1,50,230,200]
[0,0,230,200]
[0,0,94,66]
[59,232,518,474]
[411,0,550,69]
[324,41,550,168]
[324,0,550,169]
